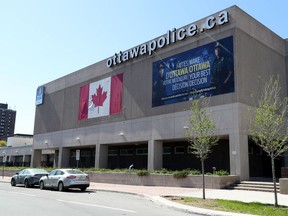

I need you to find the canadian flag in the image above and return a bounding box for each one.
[78,74,123,120]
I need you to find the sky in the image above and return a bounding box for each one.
[0,0,287,135]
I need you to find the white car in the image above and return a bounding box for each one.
[39,169,90,192]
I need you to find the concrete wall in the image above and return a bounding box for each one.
[33,7,236,135]
[87,173,240,189]
[34,6,287,136]
[7,136,33,147]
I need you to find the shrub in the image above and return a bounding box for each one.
[173,170,190,179]
[153,168,172,174]
[136,169,150,176]
[214,170,229,176]
[190,169,201,175]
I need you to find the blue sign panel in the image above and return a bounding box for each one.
[152,36,234,107]
[35,86,45,106]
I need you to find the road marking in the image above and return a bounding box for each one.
[17,193,36,197]
[0,189,36,197]
[56,199,136,213]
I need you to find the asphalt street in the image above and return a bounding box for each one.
[0,183,199,216]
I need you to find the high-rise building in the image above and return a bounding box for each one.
[0,103,16,140]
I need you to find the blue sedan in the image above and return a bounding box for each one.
[11,168,48,188]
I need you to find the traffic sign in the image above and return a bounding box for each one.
[76,150,80,161]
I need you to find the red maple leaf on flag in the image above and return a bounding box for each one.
[91,85,107,113]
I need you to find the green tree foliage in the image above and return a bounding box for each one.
[249,76,288,207]
[185,98,219,199]
[0,140,7,147]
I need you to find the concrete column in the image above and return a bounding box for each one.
[229,133,249,180]
[22,155,26,167]
[54,150,59,168]
[58,147,70,168]
[31,149,42,167]
[95,144,107,168]
[148,140,163,170]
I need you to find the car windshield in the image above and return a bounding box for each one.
[30,169,47,174]
[66,169,85,174]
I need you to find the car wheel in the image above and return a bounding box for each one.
[80,187,87,192]
[11,179,16,187]
[24,179,30,188]
[58,182,64,192]
[39,181,45,190]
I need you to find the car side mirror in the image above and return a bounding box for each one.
[16,172,19,175]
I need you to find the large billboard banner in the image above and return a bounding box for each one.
[152,36,234,107]
[78,74,123,120]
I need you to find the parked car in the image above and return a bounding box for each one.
[11,168,49,188]
[39,169,90,192]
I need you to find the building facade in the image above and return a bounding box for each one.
[0,103,16,140]
[0,134,33,167]
[32,6,288,180]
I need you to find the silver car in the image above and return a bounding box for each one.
[39,169,90,192]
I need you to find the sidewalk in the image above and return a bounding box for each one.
[1,176,288,216]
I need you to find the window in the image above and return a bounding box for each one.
[55,170,64,175]
[163,147,171,155]
[175,146,185,154]
[19,170,28,175]
[120,149,134,156]
[48,170,58,176]
[136,148,148,155]
[108,149,118,156]
[81,151,93,157]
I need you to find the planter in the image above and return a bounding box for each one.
[86,172,239,189]
[280,178,288,194]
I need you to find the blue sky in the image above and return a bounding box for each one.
[0,0,287,134]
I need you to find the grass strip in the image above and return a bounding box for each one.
[167,196,288,216]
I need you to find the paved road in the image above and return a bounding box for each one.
[0,183,200,216]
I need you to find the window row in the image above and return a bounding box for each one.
[108,146,192,156]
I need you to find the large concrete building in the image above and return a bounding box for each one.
[31,6,288,180]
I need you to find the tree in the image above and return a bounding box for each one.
[185,98,219,199]
[249,76,288,207]
[0,140,6,147]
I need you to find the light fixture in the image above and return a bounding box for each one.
[44,140,48,144]
[76,137,80,141]
[119,132,124,136]
[183,126,189,129]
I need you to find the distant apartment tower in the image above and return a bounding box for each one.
[0,103,16,140]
